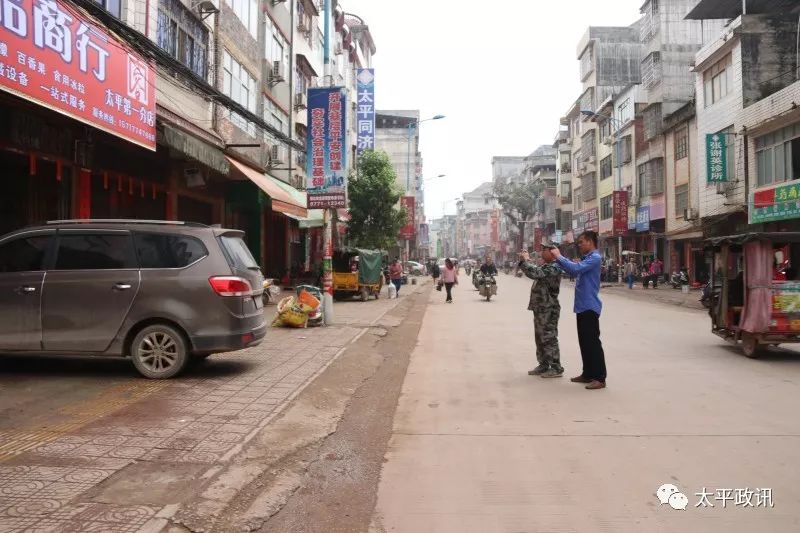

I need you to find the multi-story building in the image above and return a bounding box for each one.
[573,24,643,260]
[375,110,424,260]
[631,0,726,265]
[687,0,800,242]
[524,146,557,248]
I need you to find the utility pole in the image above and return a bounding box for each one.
[321,0,334,324]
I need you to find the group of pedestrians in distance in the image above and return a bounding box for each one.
[623,256,664,289]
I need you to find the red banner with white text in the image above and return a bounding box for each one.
[399,196,415,240]
[0,0,156,150]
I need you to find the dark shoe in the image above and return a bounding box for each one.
[570,375,592,383]
[540,368,564,378]
[528,365,548,376]
[585,380,606,390]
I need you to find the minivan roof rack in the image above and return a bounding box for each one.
[46,219,209,227]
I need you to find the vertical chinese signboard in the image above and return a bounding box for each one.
[399,196,415,240]
[0,0,156,150]
[751,180,800,224]
[636,206,650,232]
[706,133,727,183]
[612,190,629,233]
[307,87,348,209]
[355,68,374,154]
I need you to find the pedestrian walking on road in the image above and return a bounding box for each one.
[441,258,458,303]
[519,246,564,379]
[431,260,441,284]
[650,257,663,289]
[625,259,636,290]
[551,231,607,390]
[389,258,404,296]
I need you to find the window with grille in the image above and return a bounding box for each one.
[581,174,597,201]
[561,181,572,202]
[755,123,800,187]
[637,158,664,197]
[675,126,689,160]
[600,195,613,220]
[561,210,573,230]
[704,55,732,108]
[621,135,633,163]
[157,0,208,78]
[643,104,663,141]
[600,156,613,180]
[675,184,689,216]
[222,51,257,135]
[574,188,583,211]
[581,130,596,159]
[642,52,662,89]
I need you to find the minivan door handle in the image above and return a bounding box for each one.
[113,283,132,291]
[17,285,37,294]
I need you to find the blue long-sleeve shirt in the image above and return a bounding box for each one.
[556,251,603,315]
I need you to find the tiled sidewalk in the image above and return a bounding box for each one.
[0,280,429,533]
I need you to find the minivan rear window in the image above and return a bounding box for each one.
[220,235,259,271]
[134,233,208,268]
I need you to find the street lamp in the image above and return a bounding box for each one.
[581,109,626,284]
[406,115,445,192]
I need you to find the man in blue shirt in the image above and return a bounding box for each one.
[551,231,607,390]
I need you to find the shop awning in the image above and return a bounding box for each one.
[284,210,325,228]
[160,125,230,175]
[226,157,307,218]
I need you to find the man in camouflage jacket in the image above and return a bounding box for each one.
[519,246,564,378]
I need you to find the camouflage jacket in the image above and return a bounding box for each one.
[520,261,562,311]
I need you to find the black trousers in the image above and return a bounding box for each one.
[576,311,606,382]
[444,282,454,301]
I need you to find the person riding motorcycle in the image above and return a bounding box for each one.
[480,257,498,276]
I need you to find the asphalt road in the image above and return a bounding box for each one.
[370,273,800,533]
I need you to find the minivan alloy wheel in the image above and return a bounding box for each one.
[130,324,189,379]
[139,332,178,371]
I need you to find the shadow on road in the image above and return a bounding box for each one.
[717,344,800,363]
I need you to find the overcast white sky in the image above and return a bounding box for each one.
[342,0,644,220]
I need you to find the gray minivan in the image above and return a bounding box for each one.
[0,220,267,378]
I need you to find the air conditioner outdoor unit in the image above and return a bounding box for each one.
[684,207,698,221]
[271,61,285,83]
[294,92,307,109]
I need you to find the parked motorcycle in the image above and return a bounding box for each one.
[478,274,498,302]
[262,279,282,306]
[670,270,689,289]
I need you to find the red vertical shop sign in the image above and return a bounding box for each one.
[612,190,629,233]
[78,169,91,218]
[399,196,415,240]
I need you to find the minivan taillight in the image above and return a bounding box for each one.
[209,276,253,297]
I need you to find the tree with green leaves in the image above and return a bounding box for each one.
[493,180,542,251]
[347,150,407,250]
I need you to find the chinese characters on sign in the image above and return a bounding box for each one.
[751,180,800,224]
[636,206,650,232]
[355,68,374,155]
[612,190,629,233]
[577,208,599,232]
[306,87,348,209]
[706,133,727,183]
[0,0,156,149]
[399,196,415,240]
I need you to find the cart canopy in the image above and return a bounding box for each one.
[357,248,384,285]
[705,232,800,248]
